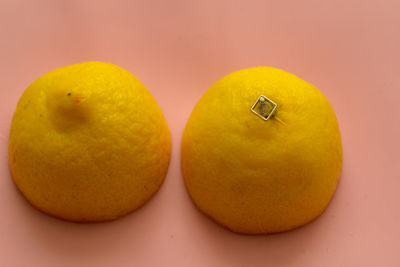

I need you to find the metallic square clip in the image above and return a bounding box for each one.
[251,95,277,121]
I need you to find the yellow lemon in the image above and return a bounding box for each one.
[181,67,342,234]
[9,62,171,222]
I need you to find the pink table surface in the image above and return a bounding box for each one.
[1,1,399,266]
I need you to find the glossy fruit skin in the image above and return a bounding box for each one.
[9,62,171,222]
[181,67,342,234]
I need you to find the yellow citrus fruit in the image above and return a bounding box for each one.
[181,67,342,234]
[9,62,171,222]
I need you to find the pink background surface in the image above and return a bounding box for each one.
[1,0,399,266]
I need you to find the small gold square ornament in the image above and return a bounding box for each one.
[251,95,277,121]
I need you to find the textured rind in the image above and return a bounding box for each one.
[9,62,171,222]
[181,67,342,234]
